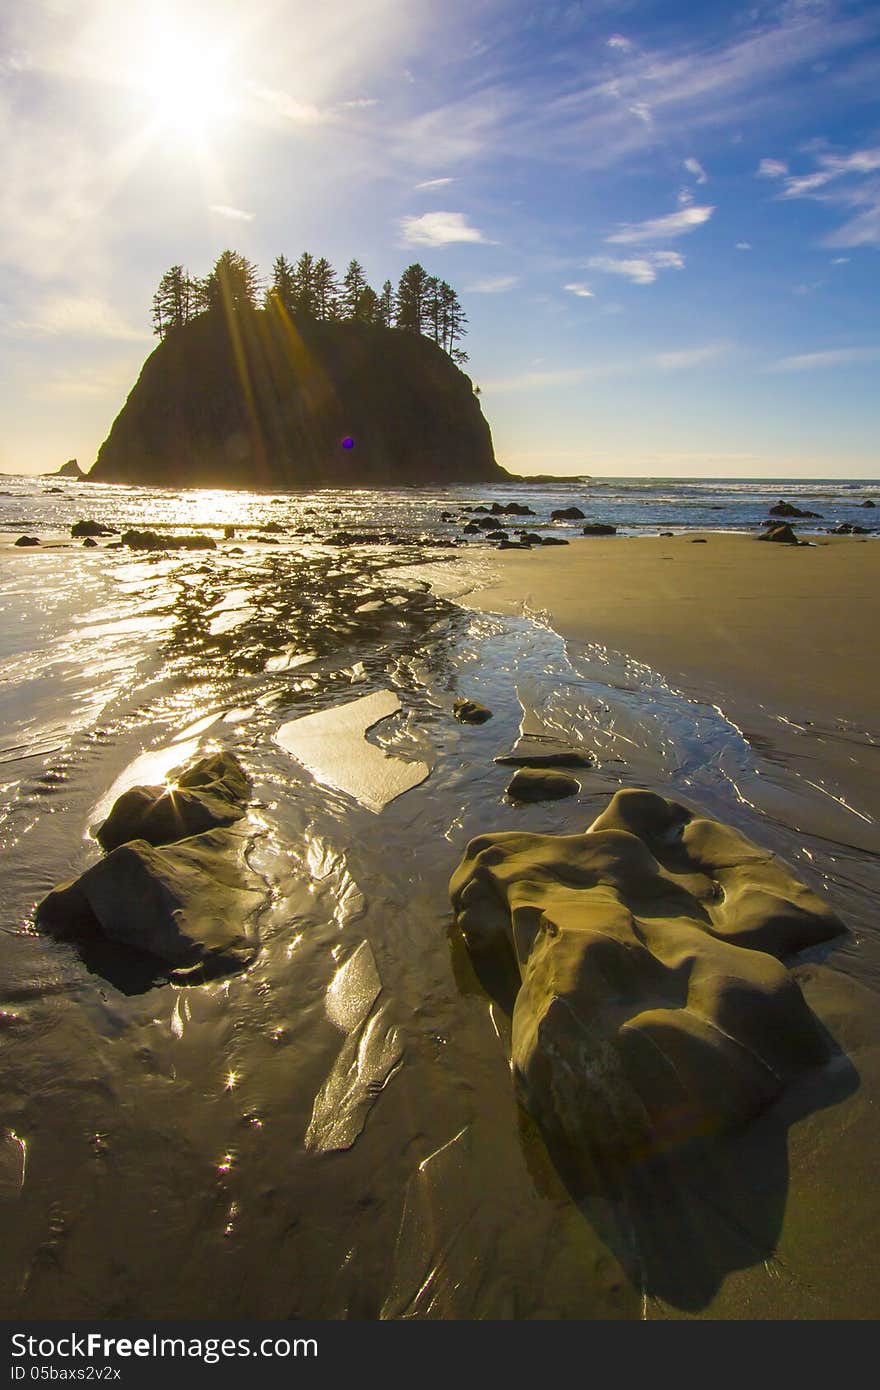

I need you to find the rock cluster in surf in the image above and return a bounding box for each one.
[450,787,844,1170]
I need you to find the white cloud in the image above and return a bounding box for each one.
[774,146,880,246]
[779,147,880,198]
[678,187,694,205]
[607,35,633,52]
[208,204,255,222]
[831,256,850,264]
[12,295,151,342]
[400,211,489,246]
[736,241,752,250]
[607,205,714,244]
[464,274,519,293]
[245,83,325,126]
[564,282,594,298]
[651,342,728,369]
[756,158,788,178]
[684,157,707,183]
[415,177,455,189]
[587,251,684,285]
[771,347,880,371]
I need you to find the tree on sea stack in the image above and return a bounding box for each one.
[313,257,339,320]
[395,263,431,333]
[266,254,296,313]
[152,265,197,339]
[198,250,260,314]
[377,279,395,327]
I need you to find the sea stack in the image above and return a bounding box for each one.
[88,309,509,489]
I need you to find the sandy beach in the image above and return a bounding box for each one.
[2,494,879,1322]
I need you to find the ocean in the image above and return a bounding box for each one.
[0,473,877,1318]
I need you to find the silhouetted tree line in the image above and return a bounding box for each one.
[152,249,468,363]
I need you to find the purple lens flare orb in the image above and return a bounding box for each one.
[341,436,355,450]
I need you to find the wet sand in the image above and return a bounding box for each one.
[464,531,880,1319]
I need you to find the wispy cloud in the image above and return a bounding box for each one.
[587,251,684,285]
[607,35,633,52]
[11,295,151,342]
[415,177,455,190]
[756,158,788,178]
[564,282,594,298]
[735,241,752,250]
[465,274,519,293]
[208,204,255,222]
[684,157,707,184]
[400,210,489,246]
[245,83,325,126]
[774,145,880,246]
[651,342,729,369]
[607,205,714,244]
[771,347,880,371]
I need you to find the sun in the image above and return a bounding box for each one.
[140,34,232,139]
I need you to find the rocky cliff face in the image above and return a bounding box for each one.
[89,308,507,488]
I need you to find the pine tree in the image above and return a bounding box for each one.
[441,281,468,360]
[266,254,296,313]
[292,252,317,318]
[151,265,196,339]
[341,259,368,319]
[395,262,431,334]
[377,279,395,328]
[197,250,260,314]
[313,258,339,320]
[357,285,380,324]
[424,275,442,344]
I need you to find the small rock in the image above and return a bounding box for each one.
[71,519,115,538]
[82,537,98,548]
[582,523,617,536]
[14,536,40,547]
[541,536,570,546]
[768,501,822,519]
[453,698,493,725]
[507,768,580,802]
[551,506,586,521]
[758,523,802,545]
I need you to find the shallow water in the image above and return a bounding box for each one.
[0,482,878,1319]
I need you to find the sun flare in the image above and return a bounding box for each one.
[140,34,231,138]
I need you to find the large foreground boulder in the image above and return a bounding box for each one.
[97,750,250,851]
[450,789,843,1170]
[37,828,262,979]
[38,749,261,980]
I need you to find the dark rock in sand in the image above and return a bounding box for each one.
[551,506,586,521]
[829,523,870,535]
[37,827,262,978]
[496,539,529,549]
[82,537,98,548]
[224,525,235,538]
[495,735,593,768]
[691,538,708,544]
[541,536,570,546]
[453,698,493,725]
[506,767,580,802]
[121,529,217,551]
[450,787,844,1169]
[88,310,507,488]
[758,523,802,545]
[463,522,481,534]
[71,519,116,538]
[14,536,40,547]
[582,523,617,536]
[97,750,251,852]
[769,500,822,519]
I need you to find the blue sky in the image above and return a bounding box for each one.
[1,0,878,477]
